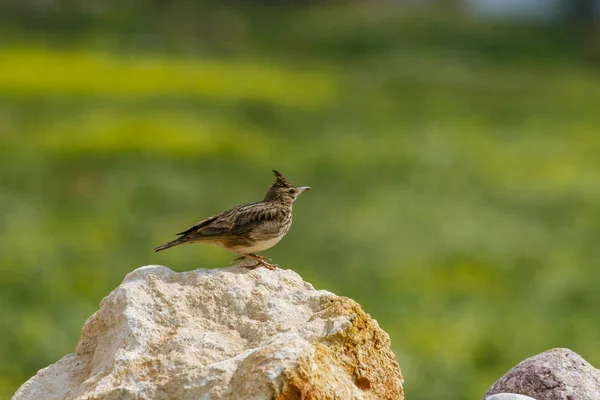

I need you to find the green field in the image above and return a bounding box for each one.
[2,4,600,399]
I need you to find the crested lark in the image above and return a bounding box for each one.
[154,170,311,270]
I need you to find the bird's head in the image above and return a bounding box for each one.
[263,170,311,205]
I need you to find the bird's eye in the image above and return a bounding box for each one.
[288,188,297,195]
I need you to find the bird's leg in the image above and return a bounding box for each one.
[242,253,278,270]
[233,255,256,269]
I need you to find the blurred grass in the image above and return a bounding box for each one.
[0,47,338,107]
[2,4,600,400]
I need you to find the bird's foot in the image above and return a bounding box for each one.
[235,254,270,262]
[242,261,278,270]
[240,254,277,270]
[258,260,278,270]
[249,253,271,261]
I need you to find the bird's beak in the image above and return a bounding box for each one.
[298,186,311,193]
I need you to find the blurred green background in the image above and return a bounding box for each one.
[2,1,600,399]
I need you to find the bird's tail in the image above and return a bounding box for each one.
[154,237,187,252]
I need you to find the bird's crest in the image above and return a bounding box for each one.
[272,170,292,188]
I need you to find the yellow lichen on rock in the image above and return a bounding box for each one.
[277,296,403,400]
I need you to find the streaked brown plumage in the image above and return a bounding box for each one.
[154,170,311,270]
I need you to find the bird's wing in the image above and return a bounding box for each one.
[176,214,223,236]
[176,202,282,240]
[229,203,284,237]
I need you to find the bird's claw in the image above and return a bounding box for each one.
[261,261,278,270]
[241,260,278,271]
[235,254,270,262]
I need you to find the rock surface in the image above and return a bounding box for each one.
[14,265,403,400]
[484,348,600,400]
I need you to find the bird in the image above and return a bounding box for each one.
[153,170,311,270]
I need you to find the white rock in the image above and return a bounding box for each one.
[13,265,403,400]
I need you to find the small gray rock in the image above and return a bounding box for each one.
[486,394,537,400]
[484,348,600,400]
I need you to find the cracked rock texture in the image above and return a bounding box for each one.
[13,265,403,400]
[483,348,600,400]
